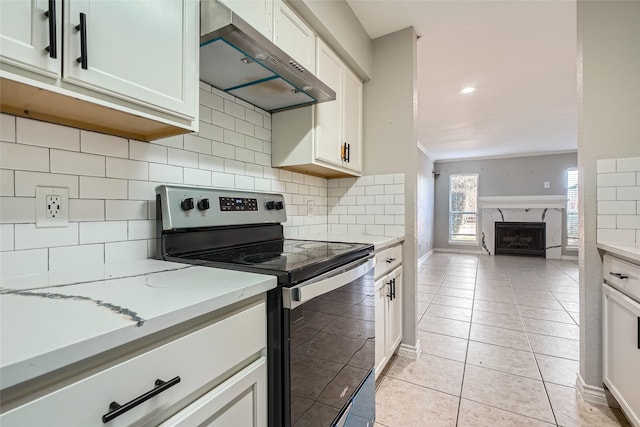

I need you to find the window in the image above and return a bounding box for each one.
[449,174,478,243]
[567,168,578,247]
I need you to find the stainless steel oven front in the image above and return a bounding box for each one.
[283,257,376,427]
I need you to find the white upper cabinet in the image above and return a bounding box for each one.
[342,65,363,173]
[273,0,315,72]
[314,40,343,167]
[64,0,197,118]
[219,0,273,40]
[0,0,61,77]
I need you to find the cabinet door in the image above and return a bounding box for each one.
[387,267,403,356]
[342,66,362,173]
[374,275,388,379]
[0,0,61,77]
[314,39,343,167]
[273,0,315,72]
[603,284,640,425]
[63,0,197,118]
[219,0,273,40]
[160,357,267,427]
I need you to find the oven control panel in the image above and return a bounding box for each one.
[156,185,287,230]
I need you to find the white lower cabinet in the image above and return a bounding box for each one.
[603,283,640,426]
[0,298,267,426]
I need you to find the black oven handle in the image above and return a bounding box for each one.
[282,257,375,310]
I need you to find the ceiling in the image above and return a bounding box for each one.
[346,0,578,161]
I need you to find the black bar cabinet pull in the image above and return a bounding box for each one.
[76,13,88,69]
[346,143,350,163]
[390,278,396,300]
[102,376,180,423]
[386,257,396,264]
[609,272,629,280]
[44,0,57,58]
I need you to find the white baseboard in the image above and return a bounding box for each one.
[576,374,618,408]
[434,247,482,255]
[396,340,421,360]
[418,250,434,267]
[562,254,579,261]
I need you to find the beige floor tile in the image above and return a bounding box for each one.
[472,310,525,331]
[461,365,555,423]
[418,284,440,294]
[418,315,470,339]
[417,291,436,304]
[431,294,473,309]
[523,318,580,340]
[386,353,465,396]
[528,333,579,360]
[473,299,520,315]
[375,376,459,427]
[475,278,510,287]
[457,398,555,426]
[437,287,475,299]
[466,341,540,379]
[515,296,565,310]
[512,289,557,300]
[518,305,575,324]
[546,284,579,294]
[426,303,473,322]
[546,383,632,427]
[535,353,579,387]
[560,301,580,312]
[474,290,517,304]
[440,281,476,290]
[568,311,580,325]
[470,323,531,351]
[418,330,468,362]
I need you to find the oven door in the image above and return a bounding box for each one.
[283,256,376,427]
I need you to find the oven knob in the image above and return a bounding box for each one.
[197,198,210,210]
[266,201,275,210]
[181,198,195,211]
[275,201,284,210]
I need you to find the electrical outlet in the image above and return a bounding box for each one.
[307,200,315,216]
[544,181,550,189]
[36,187,69,228]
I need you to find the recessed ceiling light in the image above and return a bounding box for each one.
[459,86,476,94]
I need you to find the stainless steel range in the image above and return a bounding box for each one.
[156,185,376,427]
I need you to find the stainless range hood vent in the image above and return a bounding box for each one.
[200,0,336,113]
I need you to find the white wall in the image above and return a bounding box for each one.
[417,148,435,260]
[577,0,640,389]
[0,83,329,278]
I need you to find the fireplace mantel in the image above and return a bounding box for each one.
[479,195,566,209]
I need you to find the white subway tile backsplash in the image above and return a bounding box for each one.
[263,141,272,154]
[14,223,79,250]
[224,159,245,174]
[0,249,48,278]
[80,177,127,200]
[236,119,254,137]
[385,225,405,237]
[224,129,245,147]
[246,110,264,126]
[246,163,264,178]
[385,205,404,215]
[184,134,212,155]
[384,184,404,195]
[106,200,147,221]
[617,215,640,229]
[286,182,299,194]
[348,206,366,215]
[80,221,127,244]
[394,174,404,184]
[0,142,49,172]
[245,136,263,152]
[168,148,199,168]
[17,118,79,151]
[51,150,105,177]
[365,224,384,235]
[200,90,224,111]
[598,201,636,215]
[152,135,184,150]
[128,180,160,201]
[184,168,211,186]
[211,141,236,159]
[617,157,640,172]
[211,172,234,188]
[224,99,246,119]
[356,215,374,225]
[597,215,617,229]
[255,152,271,166]
[81,131,128,158]
[128,220,156,240]
[255,126,271,142]
[236,147,255,163]
[596,158,617,173]
[597,228,636,245]
[375,215,394,225]
[374,174,394,185]
[596,187,616,201]
[1,224,14,251]
[365,185,384,196]
[130,140,167,164]
[199,122,224,141]
[49,244,104,271]
[199,154,225,172]
[617,187,640,201]
[0,197,35,223]
[235,98,255,110]
[199,105,213,124]
[1,170,14,196]
[105,240,148,263]
[235,175,255,190]
[292,173,305,185]
[263,115,272,130]
[149,163,183,183]
[106,158,148,181]
[1,114,16,142]
[357,196,374,205]
[212,110,235,130]
[70,199,105,221]
[254,178,271,191]
[597,172,636,187]
[375,195,394,205]
[15,171,79,198]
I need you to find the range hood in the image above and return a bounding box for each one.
[200,0,336,112]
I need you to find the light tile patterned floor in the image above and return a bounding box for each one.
[375,253,631,427]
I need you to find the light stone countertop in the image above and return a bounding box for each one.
[295,232,404,252]
[0,259,276,389]
[597,242,640,264]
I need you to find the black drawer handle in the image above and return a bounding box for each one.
[346,143,350,163]
[386,258,397,264]
[75,12,87,69]
[102,376,180,423]
[43,0,57,58]
[609,272,629,280]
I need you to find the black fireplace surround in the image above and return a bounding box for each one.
[495,222,546,257]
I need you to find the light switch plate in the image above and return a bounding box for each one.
[36,187,69,228]
[544,181,550,189]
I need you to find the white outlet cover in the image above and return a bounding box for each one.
[36,186,69,228]
[544,181,551,189]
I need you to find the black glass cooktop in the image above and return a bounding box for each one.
[179,239,373,285]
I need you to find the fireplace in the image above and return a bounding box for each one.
[495,222,546,257]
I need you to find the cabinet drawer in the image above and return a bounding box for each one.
[603,254,640,302]
[375,244,402,279]
[1,301,266,426]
